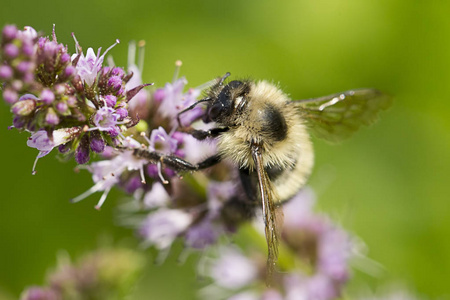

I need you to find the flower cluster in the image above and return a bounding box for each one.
[199,189,353,300]
[73,63,252,246]
[1,25,150,173]
[20,248,145,300]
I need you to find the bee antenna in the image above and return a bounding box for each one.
[177,97,212,128]
[218,72,231,86]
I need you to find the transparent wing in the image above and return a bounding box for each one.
[295,88,392,143]
[251,144,281,285]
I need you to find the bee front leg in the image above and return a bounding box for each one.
[185,127,229,141]
[133,149,222,172]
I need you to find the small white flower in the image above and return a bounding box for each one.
[143,182,171,209]
[210,247,258,290]
[140,209,193,249]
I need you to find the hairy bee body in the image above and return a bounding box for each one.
[149,72,391,283]
[214,81,314,203]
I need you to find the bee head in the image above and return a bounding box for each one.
[205,79,250,125]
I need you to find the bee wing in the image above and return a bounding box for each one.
[251,144,281,284]
[295,88,392,143]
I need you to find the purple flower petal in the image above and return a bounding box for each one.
[92,106,121,132]
[27,127,81,154]
[148,127,179,154]
[71,39,119,86]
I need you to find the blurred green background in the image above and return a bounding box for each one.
[1,0,449,299]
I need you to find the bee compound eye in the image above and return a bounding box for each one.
[209,103,222,120]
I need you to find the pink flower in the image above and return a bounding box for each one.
[92,107,121,132]
[72,139,147,209]
[155,77,203,129]
[139,209,193,249]
[27,127,81,174]
[71,36,119,86]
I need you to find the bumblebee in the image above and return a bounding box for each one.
[135,73,391,280]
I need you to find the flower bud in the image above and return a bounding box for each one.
[58,142,71,153]
[40,88,55,104]
[63,65,76,78]
[19,26,37,39]
[116,107,128,119]
[23,72,34,83]
[60,53,70,64]
[3,88,18,104]
[75,135,90,164]
[0,65,13,79]
[11,80,23,91]
[45,108,60,125]
[111,67,125,77]
[108,76,122,92]
[104,95,117,107]
[67,96,77,107]
[90,132,105,153]
[22,42,35,57]
[56,101,68,113]
[4,43,19,58]
[2,25,18,41]
[12,116,27,129]
[101,66,111,75]
[153,88,165,102]
[71,75,84,92]
[17,61,33,74]
[54,84,66,95]
[12,99,36,116]
[43,41,58,57]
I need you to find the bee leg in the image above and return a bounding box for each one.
[134,148,222,171]
[187,127,229,140]
[239,168,259,202]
